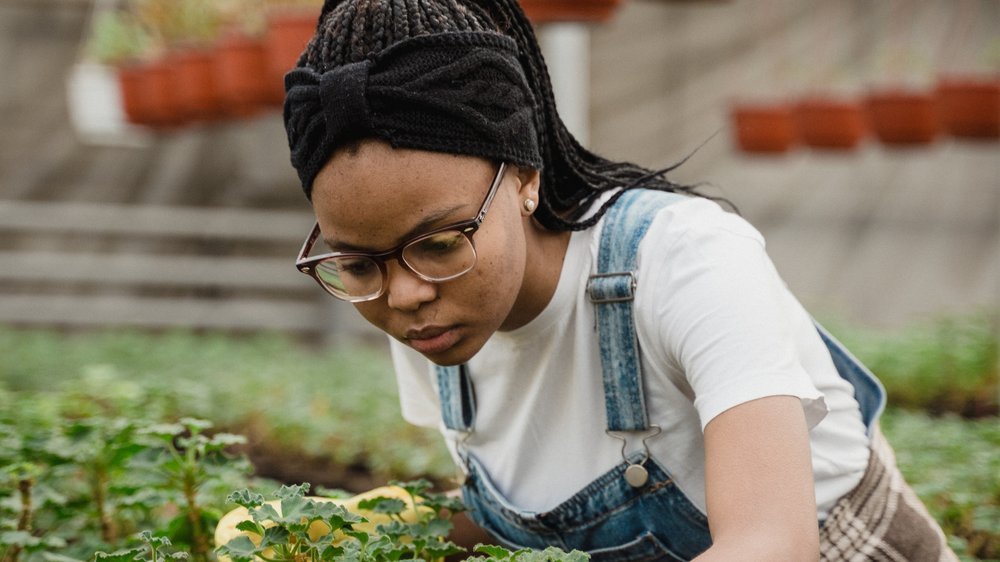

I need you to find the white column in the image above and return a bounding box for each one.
[537,22,591,146]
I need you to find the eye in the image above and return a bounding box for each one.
[411,231,465,256]
[336,257,379,277]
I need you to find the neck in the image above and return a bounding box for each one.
[500,221,571,331]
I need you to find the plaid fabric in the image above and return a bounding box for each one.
[819,426,958,561]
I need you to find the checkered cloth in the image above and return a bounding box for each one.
[819,426,958,561]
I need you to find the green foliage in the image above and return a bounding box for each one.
[827,312,998,417]
[468,546,590,562]
[217,481,466,562]
[216,482,586,562]
[0,320,996,560]
[87,11,153,65]
[0,386,254,562]
[95,532,189,562]
[0,329,453,482]
[882,409,1000,560]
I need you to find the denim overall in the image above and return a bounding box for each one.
[435,189,887,561]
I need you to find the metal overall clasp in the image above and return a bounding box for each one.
[606,425,662,488]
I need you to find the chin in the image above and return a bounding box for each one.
[422,337,483,367]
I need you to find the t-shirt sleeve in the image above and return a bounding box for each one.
[639,200,828,431]
[389,338,442,429]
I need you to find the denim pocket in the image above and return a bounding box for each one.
[587,531,687,562]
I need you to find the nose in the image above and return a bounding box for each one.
[384,260,437,311]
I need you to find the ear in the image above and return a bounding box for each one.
[514,166,541,213]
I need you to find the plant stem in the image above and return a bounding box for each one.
[93,469,117,543]
[0,478,33,562]
[183,472,209,562]
[16,478,32,532]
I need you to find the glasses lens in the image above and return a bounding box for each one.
[315,256,382,300]
[402,230,476,281]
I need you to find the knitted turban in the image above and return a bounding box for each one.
[283,31,543,198]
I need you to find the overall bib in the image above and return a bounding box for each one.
[435,189,887,561]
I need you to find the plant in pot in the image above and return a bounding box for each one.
[791,2,868,150]
[727,1,799,154]
[214,0,272,118]
[519,0,626,24]
[730,100,798,154]
[934,0,1000,139]
[87,9,174,128]
[162,0,225,123]
[263,0,322,106]
[863,2,940,146]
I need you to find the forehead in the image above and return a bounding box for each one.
[310,142,494,249]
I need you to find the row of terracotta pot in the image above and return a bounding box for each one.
[118,9,316,128]
[731,76,1000,154]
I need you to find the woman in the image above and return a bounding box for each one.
[284,1,956,560]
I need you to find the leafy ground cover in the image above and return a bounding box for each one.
[0,313,997,559]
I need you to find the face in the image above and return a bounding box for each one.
[310,140,541,366]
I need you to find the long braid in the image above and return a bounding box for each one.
[465,0,711,231]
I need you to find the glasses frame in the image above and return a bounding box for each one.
[296,162,508,302]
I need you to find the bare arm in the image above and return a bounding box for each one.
[693,395,820,562]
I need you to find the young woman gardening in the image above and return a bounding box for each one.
[284,1,956,560]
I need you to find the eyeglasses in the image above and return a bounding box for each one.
[296,162,508,302]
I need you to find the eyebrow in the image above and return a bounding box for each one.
[324,204,468,252]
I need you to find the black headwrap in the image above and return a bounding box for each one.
[284,31,543,198]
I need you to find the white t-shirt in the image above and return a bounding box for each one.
[390,196,871,519]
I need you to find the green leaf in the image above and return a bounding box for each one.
[259,526,290,549]
[93,548,145,562]
[474,544,514,559]
[274,483,310,500]
[390,479,432,498]
[41,553,86,562]
[252,504,282,524]
[179,418,213,434]
[235,520,262,535]
[227,489,265,509]
[357,497,405,516]
[208,433,247,449]
[216,535,260,562]
[1,531,39,548]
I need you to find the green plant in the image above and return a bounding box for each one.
[216,481,589,562]
[134,419,252,562]
[86,10,153,65]
[826,312,999,417]
[95,531,189,562]
[467,546,590,562]
[882,408,1000,560]
[216,480,464,562]
[0,387,255,562]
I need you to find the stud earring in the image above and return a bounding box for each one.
[523,199,536,213]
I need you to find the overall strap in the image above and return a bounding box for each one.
[814,323,887,437]
[587,189,688,432]
[436,363,476,432]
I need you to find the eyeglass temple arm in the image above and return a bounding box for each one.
[475,162,507,224]
[297,222,323,264]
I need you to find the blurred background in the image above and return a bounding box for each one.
[0,0,997,560]
[0,0,997,339]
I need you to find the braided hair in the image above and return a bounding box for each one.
[299,0,706,232]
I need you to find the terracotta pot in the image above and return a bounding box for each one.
[936,75,1000,139]
[520,0,625,24]
[117,57,182,128]
[170,48,221,122]
[264,8,320,106]
[865,88,939,146]
[215,33,269,117]
[795,96,867,149]
[730,102,798,153]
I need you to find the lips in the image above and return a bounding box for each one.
[405,325,461,355]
